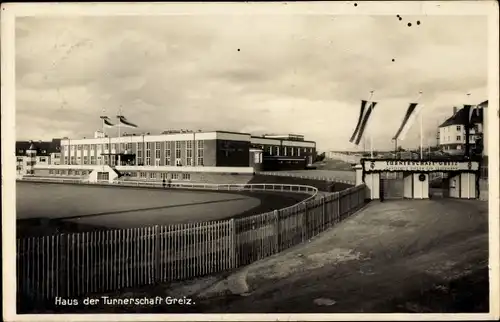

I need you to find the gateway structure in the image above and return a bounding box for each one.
[22,130,316,183]
[354,158,481,200]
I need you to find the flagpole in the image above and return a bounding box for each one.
[117,106,122,166]
[101,108,106,167]
[368,90,374,158]
[416,91,423,159]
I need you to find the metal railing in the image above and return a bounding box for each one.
[17,176,318,199]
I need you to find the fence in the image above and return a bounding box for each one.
[17,176,319,196]
[16,177,366,305]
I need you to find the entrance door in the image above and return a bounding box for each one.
[380,172,404,200]
[429,172,450,198]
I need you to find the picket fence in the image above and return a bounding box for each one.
[16,179,366,303]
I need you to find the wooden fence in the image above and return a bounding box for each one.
[16,181,366,304]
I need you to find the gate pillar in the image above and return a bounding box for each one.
[364,173,380,200]
[412,173,429,199]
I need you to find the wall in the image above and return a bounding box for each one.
[216,140,251,167]
[121,172,254,185]
[250,174,352,192]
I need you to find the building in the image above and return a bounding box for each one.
[16,139,61,176]
[21,130,316,183]
[438,104,485,155]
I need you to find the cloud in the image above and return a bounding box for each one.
[15,14,488,151]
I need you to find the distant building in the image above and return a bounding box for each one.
[17,130,316,182]
[16,139,61,176]
[438,103,485,155]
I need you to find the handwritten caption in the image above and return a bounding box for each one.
[55,296,195,306]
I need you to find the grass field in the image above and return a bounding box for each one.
[16,182,308,237]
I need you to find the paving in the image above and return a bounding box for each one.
[194,198,489,313]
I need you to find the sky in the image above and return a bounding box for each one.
[15,14,488,151]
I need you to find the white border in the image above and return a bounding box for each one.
[2,1,499,321]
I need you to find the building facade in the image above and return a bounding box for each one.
[438,104,485,155]
[18,131,316,183]
[16,139,61,176]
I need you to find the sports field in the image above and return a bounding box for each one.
[16,182,309,237]
[17,182,261,229]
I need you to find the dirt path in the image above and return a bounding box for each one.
[196,199,489,313]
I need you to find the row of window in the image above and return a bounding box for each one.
[48,170,91,176]
[443,124,480,133]
[66,141,204,152]
[127,172,191,180]
[62,141,205,167]
[260,145,312,157]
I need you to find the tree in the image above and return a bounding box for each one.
[315,152,326,162]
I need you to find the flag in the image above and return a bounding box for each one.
[354,102,377,145]
[117,115,138,128]
[349,100,368,143]
[100,116,116,128]
[392,103,422,141]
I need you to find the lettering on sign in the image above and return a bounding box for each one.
[364,160,479,172]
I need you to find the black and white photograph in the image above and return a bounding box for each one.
[2,1,499,321]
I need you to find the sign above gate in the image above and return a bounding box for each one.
[363,159,480,172]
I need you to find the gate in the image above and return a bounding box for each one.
[429,172,450,198]
[380,172,404,200]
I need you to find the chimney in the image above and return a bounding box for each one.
[453,106,457,115]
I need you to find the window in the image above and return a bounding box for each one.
[456,136,461,141]
[266,146,272,155]
[186,140,193,166]
[149,172,156,179]
[49,170,53,175]
[290,147,294,156]
[104,144,109,150]
[126,143,132,151]
[274,146,279,155]
[182,173,191,181]
[83,156,89,165]
[175,141,182,159]
[146,142,151,165]
[97,172,109,181]
[39,157,47,162]
[91,145,95,151]
[165,141,171,165]
[140,172,147,179]
[78,145,82,150]
[91,156,96,165]
[283,147,287,156]
[172,173,179,180]
[137,142,143,165]
[68,170,73,176]
[456,125,461,131]
[197,140,204,166]
[155,142,161,159]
